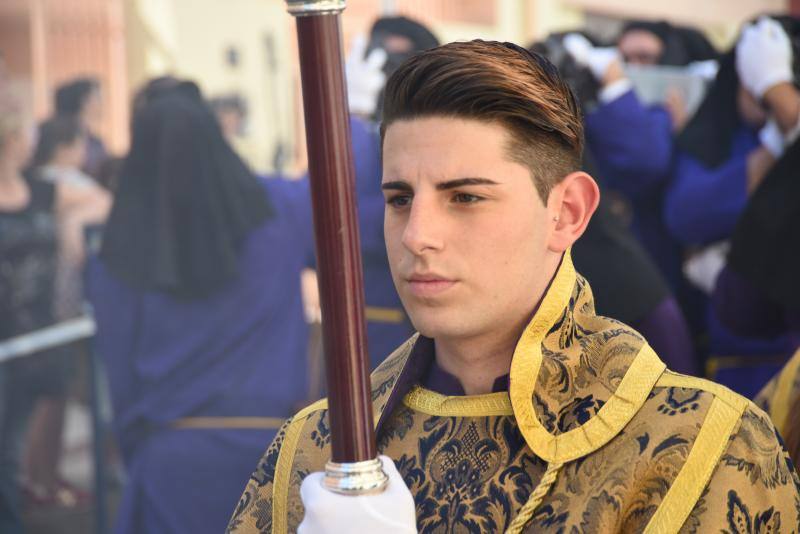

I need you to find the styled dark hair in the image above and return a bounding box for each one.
[54,77,99,116]
[29,115,86,169]
[380,40,583,201]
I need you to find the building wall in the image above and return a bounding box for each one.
[0,0,129,152]
[125,0,299,174]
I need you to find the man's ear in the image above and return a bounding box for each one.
[546,171,600,253]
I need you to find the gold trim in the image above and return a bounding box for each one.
[365,306,406,324]
[294,398,329,420]
[403,386,513,416]
[770,348,800,434]
[643,395,745,533]
[509,250,666,463]
[272,399,327,534]
[171,417,286,430]
[505,461,563,534]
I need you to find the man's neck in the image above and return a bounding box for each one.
[433,316,530,396]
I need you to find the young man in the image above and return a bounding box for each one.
[228,40,799,533]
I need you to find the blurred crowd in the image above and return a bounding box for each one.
[1,10,799,534]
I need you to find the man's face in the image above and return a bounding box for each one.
[618,30,664,65]
[382,117,561,342]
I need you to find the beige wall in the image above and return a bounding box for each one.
[125,0,299,174]
[0,0,129,153]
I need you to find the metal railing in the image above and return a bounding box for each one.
[0,314,109,534]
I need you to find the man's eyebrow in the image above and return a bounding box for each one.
[381,181,412,191]
[436,177,499,190]
[380,177,499,191]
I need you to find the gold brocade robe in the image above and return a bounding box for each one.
[227,252,800,533]
[755,348,800,438]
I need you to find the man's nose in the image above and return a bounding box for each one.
[401,199,443,256]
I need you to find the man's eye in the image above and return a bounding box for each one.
[453,193,482,203]
[386,194,412,207]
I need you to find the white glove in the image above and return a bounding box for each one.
[759,118,785,158]
[686,59,719,81]
[298,456,417,534]
[760,115,800,158]
[684,242,729,295]
[736,17,794,99]
[563,33,621,81]
[345,35,387,116]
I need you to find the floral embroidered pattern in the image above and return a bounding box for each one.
[723,490,782,534]
[656,388,703,416]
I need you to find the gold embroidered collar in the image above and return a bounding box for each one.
[368,249,667,463]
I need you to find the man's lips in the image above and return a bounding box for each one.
[406,275,457,297]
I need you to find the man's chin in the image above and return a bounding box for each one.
[407,312,471,340]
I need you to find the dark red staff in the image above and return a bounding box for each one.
[285,0,387,493]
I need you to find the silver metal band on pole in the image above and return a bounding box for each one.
[286,0,345,16]
[323,458,388,494]
[0,316,96,364]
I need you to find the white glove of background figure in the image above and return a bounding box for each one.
[736,17,793,99]
[759,119,786,159]
[345,34,387,116]
[297,455,417,534]
[563,33,621,81]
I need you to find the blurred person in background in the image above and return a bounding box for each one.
[86,78,315,534]
[54,77,108,179]
[18,114,110,511]
[665,15,800,397]
[343,15,439,368]
[30,116,94,189]
[209,94,260,171]
[0,84,109,533]
[353,15,440,124]
[617,20,718,67]
[722,137,800,460]
[210,94,247,142]
[755,349,800,467]
[563,25,718,345]
[532,37,696,375]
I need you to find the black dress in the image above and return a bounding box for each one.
[0,178,66,532]
[0,177,68,396]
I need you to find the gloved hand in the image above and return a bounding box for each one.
[298,456,417,534]
[759,116,800,159]
[563,33,621,81]
[345,35,387,116]
[759,119,786,159]
[736,17,794,99]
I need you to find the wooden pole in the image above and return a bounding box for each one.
[286,1,377,465]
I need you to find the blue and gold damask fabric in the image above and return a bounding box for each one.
[228,252,800,533]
